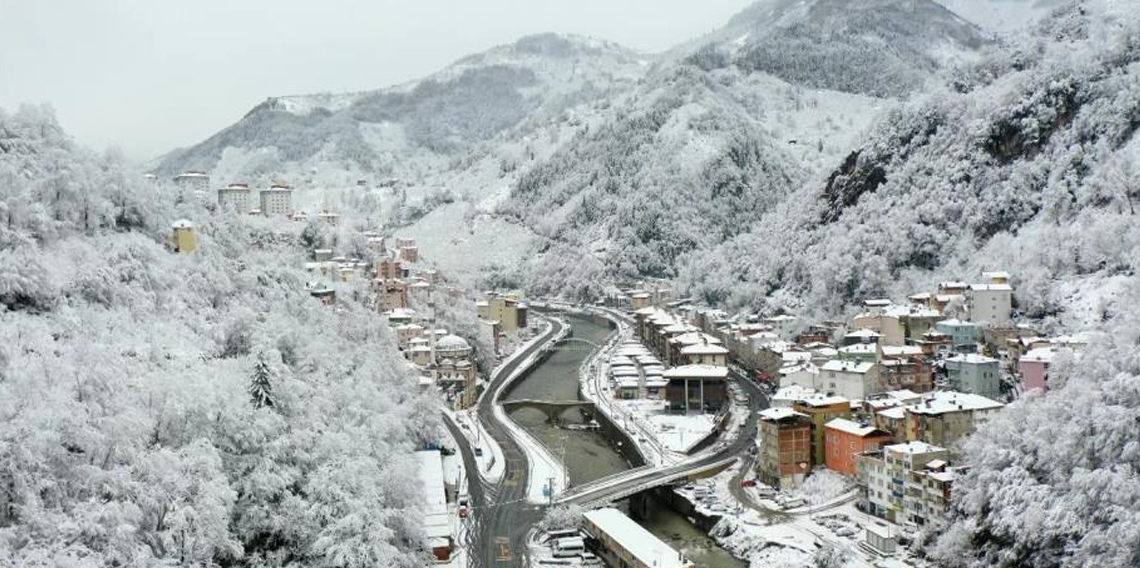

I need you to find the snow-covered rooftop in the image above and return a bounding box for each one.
[662,365,729,379]
[908,391,1004,415]
[1021,347,1057,363]
[416,450,451,542]
[680,343,729,355]
[838,343,876,355]
[796,395,850,408]
[583,508,690,568]
[880,345,924,357]
[885,441,946,455]
[759,407,809,421]
[821,359,875,374]
[969,283,1013,291]
[825,418,886,437]
[946,353,998,365]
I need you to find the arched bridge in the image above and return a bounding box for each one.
[501,399,596,424]
[545,337,602,352]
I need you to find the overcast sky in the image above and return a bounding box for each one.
[0,0,754,160]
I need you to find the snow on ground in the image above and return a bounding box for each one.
[401,202,536,288]
[788,470,853,507]
[447,409,505,483]
[674,461,915,568]
[576,322,727,465]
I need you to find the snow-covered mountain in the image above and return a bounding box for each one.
[680,0,1140,327]
[933,0,1071,32]
[155,33,650,182]
[485,0,994,296]
[681,0,990,97]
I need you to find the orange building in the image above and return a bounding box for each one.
[824,418,892,477]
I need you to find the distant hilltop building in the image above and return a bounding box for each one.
[173,171,210,192]
[217,182,252,212]
[259,184,293,216]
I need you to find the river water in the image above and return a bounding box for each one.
[505,313,745,568]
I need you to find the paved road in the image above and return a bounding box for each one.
[447,317,566,568]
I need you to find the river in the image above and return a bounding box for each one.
[505,313,745,568]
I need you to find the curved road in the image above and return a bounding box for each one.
[446,308,770,566]
[445,316,566,568]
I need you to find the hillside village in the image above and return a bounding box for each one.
[3,1,1138,568]
[158,118,1100,566]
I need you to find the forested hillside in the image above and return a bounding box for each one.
[680,0,1140,328]
[494,0,994,299]
[499,65,806,296]
[0,106,435,567]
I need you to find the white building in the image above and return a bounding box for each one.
[259,185,294,216]
[217,183,252,212]
[820,359,878,401]
[173,171,210,193]
[857,441,950,526]
[966,283,1013,324]
[416,450,453,561]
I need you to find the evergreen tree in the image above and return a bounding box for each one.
[249,355,275,409]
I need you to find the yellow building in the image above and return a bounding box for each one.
[169,219,197,253]
[792,396,852,467]
[476,293,528,333]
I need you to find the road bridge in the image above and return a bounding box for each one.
[500,399,596,424]
[555,456,738,507]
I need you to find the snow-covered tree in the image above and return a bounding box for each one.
[249,355,275,409]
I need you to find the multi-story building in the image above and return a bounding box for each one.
[663,364,728,413]
[824,418,893,478]
[967,283,1013,324]
[907,466,967,526]
[856,441,949,525]
[173,171,210,195]
[792,396,851,466]
[905,391,1004,450]
[476,293,529,333]
[877,345,933,393]
[376,257,404,280]
[1019,346,1056,392]
[217,182,252,212]
[935,319,982,350]
[259,185,293,216]
[757,408,813,489]
[945,354,1002,400]
[679,342,729,366]
[819,360,878,401]
[374,278,408,311]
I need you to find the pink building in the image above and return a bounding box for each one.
[1019,347,1055,392]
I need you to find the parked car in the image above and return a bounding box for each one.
[740,479,757,488]
[474,447,484,457]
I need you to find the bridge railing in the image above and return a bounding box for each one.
[557,456,739,506]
